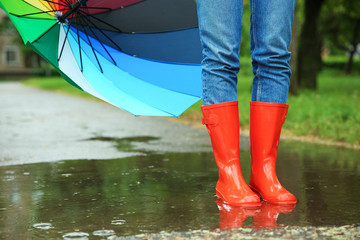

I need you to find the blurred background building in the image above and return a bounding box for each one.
[0,9,42,78]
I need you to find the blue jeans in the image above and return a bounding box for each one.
[197,0,296,105]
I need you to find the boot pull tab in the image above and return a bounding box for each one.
[202,114,218,127]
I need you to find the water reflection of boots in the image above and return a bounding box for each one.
[252,203,296,229]
[217,199,260,230]
[201,101,260,207]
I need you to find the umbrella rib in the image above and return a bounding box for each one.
[78,9,123,33]
[33,21,59,43]
[58,18,73,61]
[59,0,71,5]
[79,23,117,66]
[81,6,113,11]
[57,0,72,9]
[74,16,84,72]
[77,13,104,73]
[42,0,68,8]
[19,0,56,12]
[77,12,123,52]
[10,9,69,18]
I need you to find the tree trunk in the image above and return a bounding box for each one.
[289,3,299,96]
[346,49,356,74]
[345,19,360,74]
[297,0,324,90]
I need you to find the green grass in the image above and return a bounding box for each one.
[23,76,97,100]
[22,56,360,145]
[184,57,360,145]
[286,71,359,144]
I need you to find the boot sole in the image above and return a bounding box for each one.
[249,186,298,205]
[216,191,261,207]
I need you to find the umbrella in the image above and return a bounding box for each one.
[0,0,202,117]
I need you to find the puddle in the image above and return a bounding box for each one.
[0,138,359,239]
[84,136,160,153]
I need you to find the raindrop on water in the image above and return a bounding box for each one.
[32,223,54,230]
[93,229,115,236]
[111,220,126,225]
[3,175,15,182]
[62,232,89,240]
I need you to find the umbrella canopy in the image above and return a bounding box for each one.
[0,0,202,117]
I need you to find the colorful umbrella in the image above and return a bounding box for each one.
[0,0,202,117]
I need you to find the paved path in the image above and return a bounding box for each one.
[0,82,219,166]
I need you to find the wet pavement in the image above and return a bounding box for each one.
[0,82,214,166]
[1,139,360,239]
[0,82,360,239]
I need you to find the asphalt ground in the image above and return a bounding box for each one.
[1,82,359,239]
[0,82,215,166]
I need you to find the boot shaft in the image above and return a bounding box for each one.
[250,101,288,169]
[201,101,240,163]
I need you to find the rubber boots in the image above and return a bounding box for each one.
[202,101,260,207]
[249,101,297,205]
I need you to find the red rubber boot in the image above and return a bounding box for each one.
[249,101,297,205]
[202,101,260,207]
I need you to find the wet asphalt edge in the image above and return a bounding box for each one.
[113,224,360,239]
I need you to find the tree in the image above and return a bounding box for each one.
[289,2,301,96]
[321,0,360,74]
[297,0,325,90]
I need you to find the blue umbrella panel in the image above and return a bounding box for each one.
[5,0,203,117]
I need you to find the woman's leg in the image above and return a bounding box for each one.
[250,0,296,103]
[197,0,260,206]
[249,0,298,204]
[197,0,243,105]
